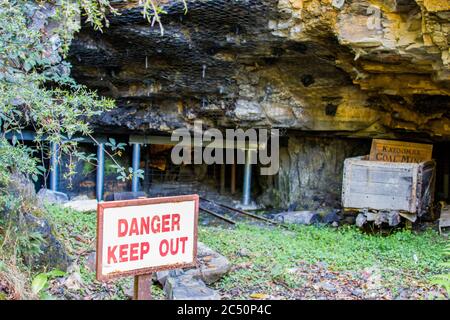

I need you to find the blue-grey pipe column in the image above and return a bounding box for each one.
[96,143,105,201]
[49,142,59,191]
[131,143,141,193]
[242,149,253,206]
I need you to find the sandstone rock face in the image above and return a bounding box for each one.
[2,174,71,271]
[69,0,450,139]
[259,136,369,210]
[23,213,71,271]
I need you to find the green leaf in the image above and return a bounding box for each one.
[31,273,48,295]
[46,269,66,278]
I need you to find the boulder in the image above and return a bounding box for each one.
[356,213,367,228]
[37,188,69,206]
[355,211,402,227]
[156,242,230,286]
[184,242,231,284]
[23,213,70,271]
[155,269,184,286]
[2,172,37,220]
[163,274,221,300]
[237,248,251,258]
[2,174,70,271]
[322,210,341,224]
[274,211,321,225]
[343,215,356,225]
[7,172,37,205]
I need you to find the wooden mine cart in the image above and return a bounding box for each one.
[342,156,436,226]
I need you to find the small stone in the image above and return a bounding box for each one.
[351,289,363,297]
[323,210,341,224]
[64,272,83,291]
[343,215,356,225]
[237,248,251,258]
[316,281,337,293]
[356,213,367,227]
[388,211,401,226]
[331,221,339,228]
[365,211,377,222]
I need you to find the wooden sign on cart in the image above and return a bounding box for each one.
[369,139,433,163]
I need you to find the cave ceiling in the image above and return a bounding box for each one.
[69,0,450,141]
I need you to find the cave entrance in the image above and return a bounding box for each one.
[432,141,450,203]
[130,135,253,205]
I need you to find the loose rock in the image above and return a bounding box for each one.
[184,242,231,284]
[323,210,341,224]
[356,213,367,228]
[274,211,321,225]
[164,274,221,300]
[37,188,69,206]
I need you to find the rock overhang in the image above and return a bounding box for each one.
[69,0,450,140]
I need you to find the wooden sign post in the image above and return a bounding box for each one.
[134,274,153,300]
[369,139,433,163]
[96,195,199,300]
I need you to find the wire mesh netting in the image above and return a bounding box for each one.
[70,0,282,100]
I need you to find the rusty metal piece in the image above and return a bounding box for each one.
[200,197,284,227]
[200,206,236,225]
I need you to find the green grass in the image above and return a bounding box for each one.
[42,205,447,299]
[199,224,447,297]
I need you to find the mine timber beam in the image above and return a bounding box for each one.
[129,135,262,150]
[220,164,226,194]
[231,162,236,194]
[3,130,108,144]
